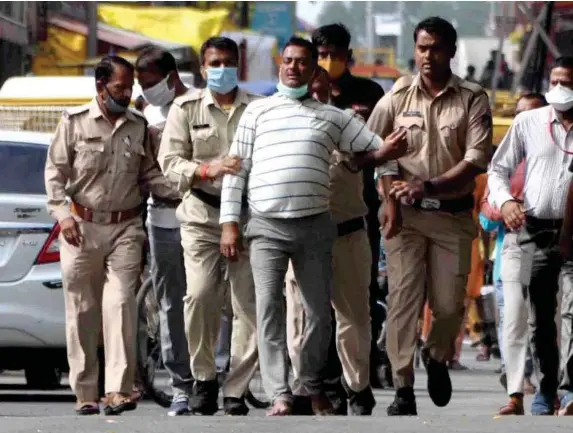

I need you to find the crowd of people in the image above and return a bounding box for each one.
[42,14,573,418]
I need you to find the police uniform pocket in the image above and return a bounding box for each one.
[191,126,220,160]
[73,140,105,173]
[439,118,463,153]
[395,117,424,153]
[118,142,146,173]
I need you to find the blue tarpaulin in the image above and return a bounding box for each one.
[238,79,278,96]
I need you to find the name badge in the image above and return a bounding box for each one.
[192,124,210,130]
[402,111,423,118]
[122,136,132,148]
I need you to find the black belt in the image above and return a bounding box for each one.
[337,216,365,237]
[190,189,248,209]
[411,194,474,214]
[151,194,181,209]
[525,216,563,230]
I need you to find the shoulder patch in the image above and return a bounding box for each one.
[391,75,415,94]
[63,104,90,119]
[459,79,486,95]
[173,88,203,107]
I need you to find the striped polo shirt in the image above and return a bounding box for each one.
[220,93,383,223]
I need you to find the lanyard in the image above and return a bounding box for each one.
[548,109,573,155]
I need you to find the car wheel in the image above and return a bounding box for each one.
[25,365,62,390]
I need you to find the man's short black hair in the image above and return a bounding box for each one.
[135,47,177,76]
[283,36,318,64]
[518,92,548,106]
[95,55,134,84]
[553,56,573,71]
[414,17,457,48]
[200,37,239,65]
[311,23,351,50]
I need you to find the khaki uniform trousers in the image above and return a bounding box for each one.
[285,228,372,393]
[60,216,145,402]
[178,194,257,398]
[384,206,475,388]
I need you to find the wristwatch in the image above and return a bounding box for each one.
[423,180,437,196]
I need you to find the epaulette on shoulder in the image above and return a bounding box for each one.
[173,88,203,107]
[129,107,146,120]
[459,79,486,96]
[390,75,415,94]
[63,104,89,119]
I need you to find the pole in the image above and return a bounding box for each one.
[518,2,560,58]
[511,3,548,94]
[87,2,98,58]
[239,2,249,28]
[533,1,554,94]
[396,0,405,66]
[365,1,374,64]
[489,2,505,109]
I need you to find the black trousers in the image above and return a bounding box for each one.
[520,217,563,397]
[323,167,382,385]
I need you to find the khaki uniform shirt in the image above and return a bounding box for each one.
[44,98,178,223]
[329,109,368,224]
[157,88,261,222]
[368,74,492,199]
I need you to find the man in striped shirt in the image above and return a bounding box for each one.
[488,56,573,416]
[219,36,408,416]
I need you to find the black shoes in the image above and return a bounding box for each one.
[422,348,452,407]
[341,377,376,416]
[190,380,219,415]
[324,379,348,415]
[223,397,249,416]
[387,386,418,416]
[292,395,314,415]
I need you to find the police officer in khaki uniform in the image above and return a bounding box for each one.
[285,67,376,416]
[368,17,492,416]
[158,37,260,416]
[44,56,178,416]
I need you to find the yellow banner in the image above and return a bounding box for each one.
[97,4,236,53]
[31,25,86,76]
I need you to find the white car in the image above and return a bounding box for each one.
[0,129,66,388]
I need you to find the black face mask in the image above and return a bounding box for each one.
[104,86,130,113]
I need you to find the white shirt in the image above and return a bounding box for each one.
[219,94,383,224]
[145,87,191,229]
[488,105,573,219]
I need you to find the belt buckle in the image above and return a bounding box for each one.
[420,198,440,210]
[91,210,111,224]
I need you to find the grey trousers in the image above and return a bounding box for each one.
[560,262,573,393]
[215,290,233,374]
[149,225,193,395]
[246,212,336,403]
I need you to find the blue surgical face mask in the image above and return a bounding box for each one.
[206,67,238,95]
[276,81,309,99]
[104,86,130,114]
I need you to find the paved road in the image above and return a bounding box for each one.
[0,345,571,432]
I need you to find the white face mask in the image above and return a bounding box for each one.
[142,74,175,107]
[545,83,573,112]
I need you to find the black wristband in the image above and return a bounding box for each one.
[423,180,437,196]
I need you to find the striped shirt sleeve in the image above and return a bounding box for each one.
[337,109,383,153]
[220,107,256,224]
[487,117,524,210]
